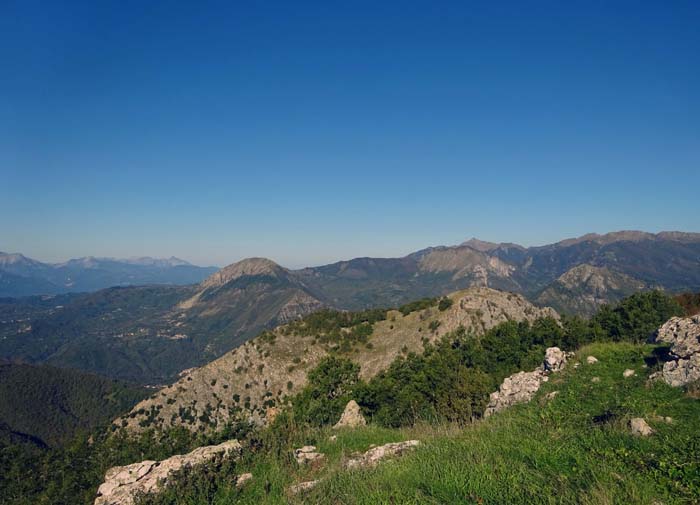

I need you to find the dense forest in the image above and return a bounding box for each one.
[0,363,147,448]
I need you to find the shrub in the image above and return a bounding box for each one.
[292,357,360,426]
[438,297,454,311]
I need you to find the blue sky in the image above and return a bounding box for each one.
[2,1,699,268]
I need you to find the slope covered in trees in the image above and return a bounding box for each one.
[0,363,147,447]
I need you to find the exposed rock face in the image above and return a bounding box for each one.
[587,356,599,364]
[417,246,516,284]
[436,288,559,337]
[629,418,654,437]
[536,264,647,317]
[198,258,286,291]
[344,440,420,470]
[333,400,367,429]
[653,315,700,387]
[94,440,241,505]
[623,369,636,378]
[485,347,566,417]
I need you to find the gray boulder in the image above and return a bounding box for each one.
[653,315,700,387]
[544,347,567,372]
[333,400,367,429]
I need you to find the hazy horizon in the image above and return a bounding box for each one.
[4,227,699,270]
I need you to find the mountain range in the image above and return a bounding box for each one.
[0,253,218,297]
[0,230,699,384]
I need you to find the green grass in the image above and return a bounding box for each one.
[142,342,700,505]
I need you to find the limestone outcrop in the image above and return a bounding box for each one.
[653,315,700,387]
[484,347,567,417]
[94,440,241,505]
[333,400,367,429]
[344,440,420,470]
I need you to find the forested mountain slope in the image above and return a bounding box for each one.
[0,363,146,447]
[0,259,324,384]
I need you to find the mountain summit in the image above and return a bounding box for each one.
[199,257,287,289]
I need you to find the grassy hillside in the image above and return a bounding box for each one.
[138,342,700,504]
[0,363,147,447]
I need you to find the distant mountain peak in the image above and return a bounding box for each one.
[461,238,501,252]
[200,257,285,289]
[0,252,41,267]
[122,256,192,267]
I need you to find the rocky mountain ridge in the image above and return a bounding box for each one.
[118,287,557,433]
[295,230,700,311]
[535,264,649,316]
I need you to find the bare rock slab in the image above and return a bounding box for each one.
[95,440,241,505]
[344,440,420,470]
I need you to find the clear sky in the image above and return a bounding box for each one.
[2,1,699,268]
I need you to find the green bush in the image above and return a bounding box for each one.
[292,357,360,426]
[438,297,454,311]
[398,297,438,316]
[592,290,683,343]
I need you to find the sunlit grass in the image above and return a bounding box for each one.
[144,343,700,504]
